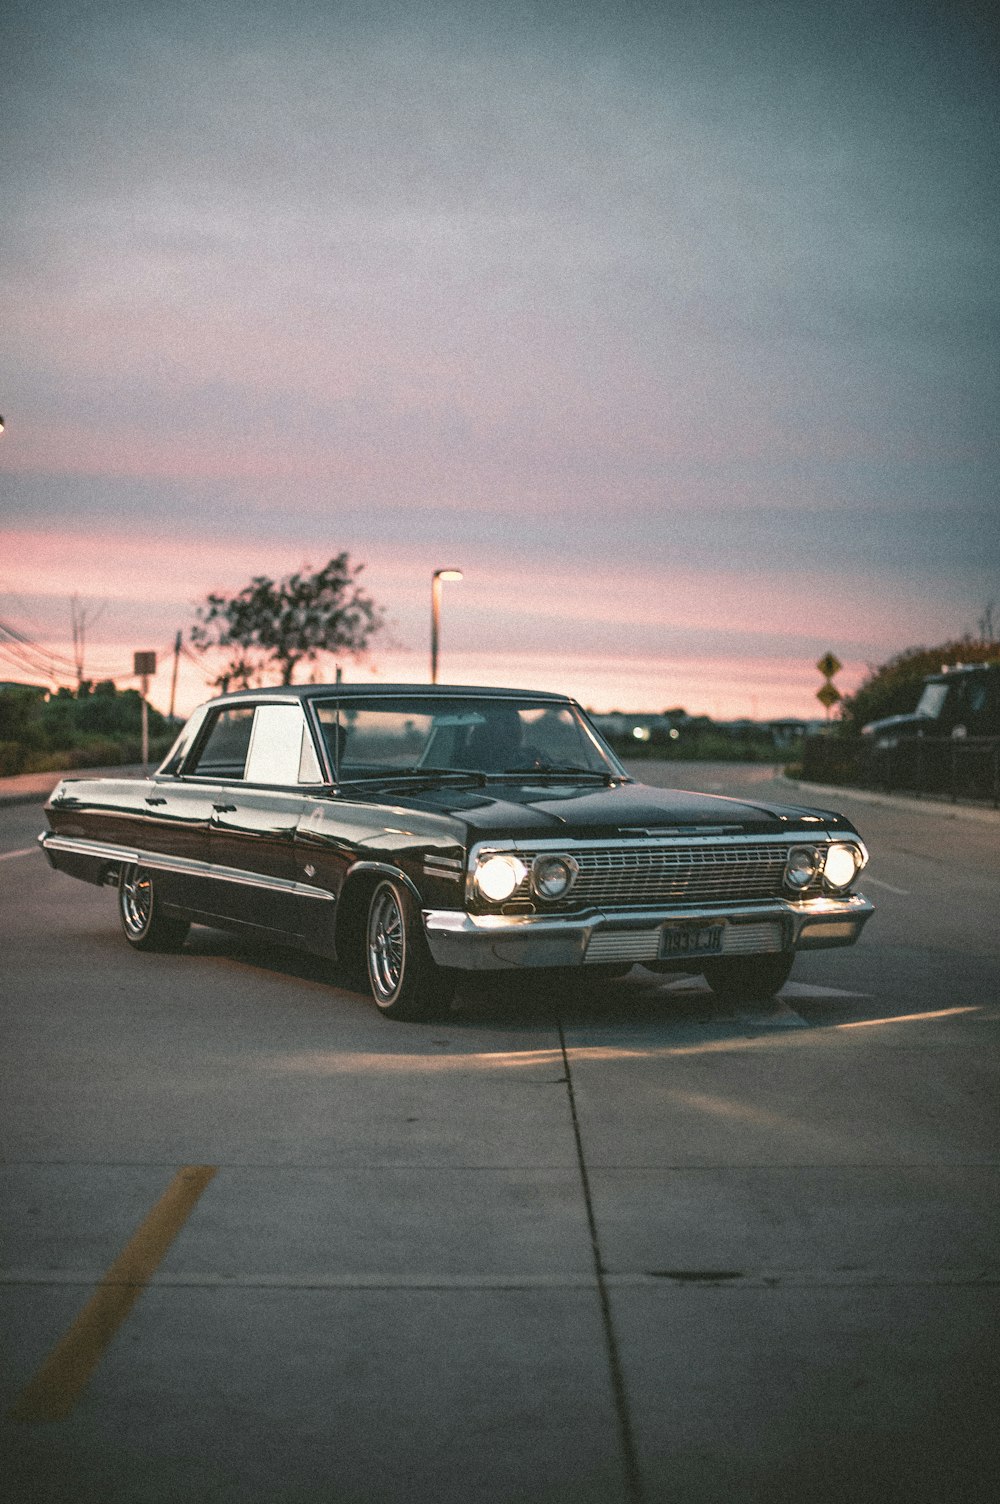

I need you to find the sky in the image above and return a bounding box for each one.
[1,0,997,719]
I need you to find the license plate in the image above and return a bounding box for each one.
[659,923,724,959]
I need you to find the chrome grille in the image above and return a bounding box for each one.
[586,930,661,963]
[583,919,784,965]
[511,841,803,909]
[720,921,783,955]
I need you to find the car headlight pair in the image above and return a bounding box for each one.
[474,853,579,904]
[783,842,867,895]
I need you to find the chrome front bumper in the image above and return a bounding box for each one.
[423,893,875,971]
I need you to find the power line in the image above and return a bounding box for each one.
[1,611,231,695]
[0,617,143,683]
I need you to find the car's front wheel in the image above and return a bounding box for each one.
[701,952,794,1003]
[118,864,190,952]
[365,877,456,1020]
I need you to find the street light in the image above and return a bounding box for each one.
[430,568,463,684]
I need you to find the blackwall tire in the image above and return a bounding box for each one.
[701,952,795,1003]
[118,865,190,953]
[365,877,456,1021]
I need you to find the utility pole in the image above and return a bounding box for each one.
[71,596,85,690]
[168,631,182,722]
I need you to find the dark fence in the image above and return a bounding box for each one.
[802,734,1000,808]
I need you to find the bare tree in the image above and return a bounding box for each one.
[69,596,106,690]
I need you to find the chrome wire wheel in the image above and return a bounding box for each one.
[117,863,189,952]
[367,882,406,1005]
[363,877,456,1020]
[120,865,153,939]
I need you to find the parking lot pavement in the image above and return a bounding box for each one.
[0,764,147,808]
[3,771,1000,1502]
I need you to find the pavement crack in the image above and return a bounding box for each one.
[557,1015,645,1504]
[650,1269,744,1283]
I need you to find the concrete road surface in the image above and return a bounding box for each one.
[2,763,998,1503]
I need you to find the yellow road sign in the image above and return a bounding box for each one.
[816,652,842,679]
[816,683,842,708]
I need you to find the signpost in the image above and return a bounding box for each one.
[816,652,843,722]
[134,651,157,767]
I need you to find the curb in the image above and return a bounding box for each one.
[782,776,1000,825]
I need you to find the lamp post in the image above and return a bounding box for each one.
[430,569,463,684]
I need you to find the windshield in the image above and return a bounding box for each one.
[312,695,624,781]
[915,682,949,720]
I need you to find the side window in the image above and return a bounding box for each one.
[244,704,323,785]
[158,705,209,776]
[966,680,987,716]
[189,707,256,779]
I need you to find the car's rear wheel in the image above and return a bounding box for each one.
[118,864,190,952]
[365,877,456,1020]
[701,952,794,1003]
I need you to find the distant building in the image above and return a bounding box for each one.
[588,711,685,745]
[588,710,824,752]
[767,718,825,747]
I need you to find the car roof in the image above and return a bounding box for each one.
[206,683,574,708]
[927,663,1000,682]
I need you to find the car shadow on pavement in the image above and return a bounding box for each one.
[175,922,966,1045]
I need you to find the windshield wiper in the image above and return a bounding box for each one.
[338,767,489,789]
[498,764,620,784]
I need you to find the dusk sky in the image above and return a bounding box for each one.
[2,0,997,718]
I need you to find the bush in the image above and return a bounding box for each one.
[0,740,31,776]
[0,684,174,776]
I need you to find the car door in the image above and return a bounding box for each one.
[83,704,215,912]
[205,701,326,937]
[166,703,257,919]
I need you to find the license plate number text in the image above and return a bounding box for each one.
[659,923,724,959]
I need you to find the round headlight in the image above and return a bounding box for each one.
[531,855,579,901]
[784,846,819,890]
[824,842,861,891]
[475,854,528,903]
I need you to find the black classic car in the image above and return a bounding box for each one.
[40,684,874,1019]
[862,662,1000,746]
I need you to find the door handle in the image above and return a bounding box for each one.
[144,796,167,806]
[212,803,238,813]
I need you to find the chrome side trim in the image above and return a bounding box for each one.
[39,833,335,903]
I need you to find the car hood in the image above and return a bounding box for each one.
[401,778,855,840]
[861,712,935,738]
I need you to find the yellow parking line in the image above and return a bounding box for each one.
[9,1165,216,1423]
